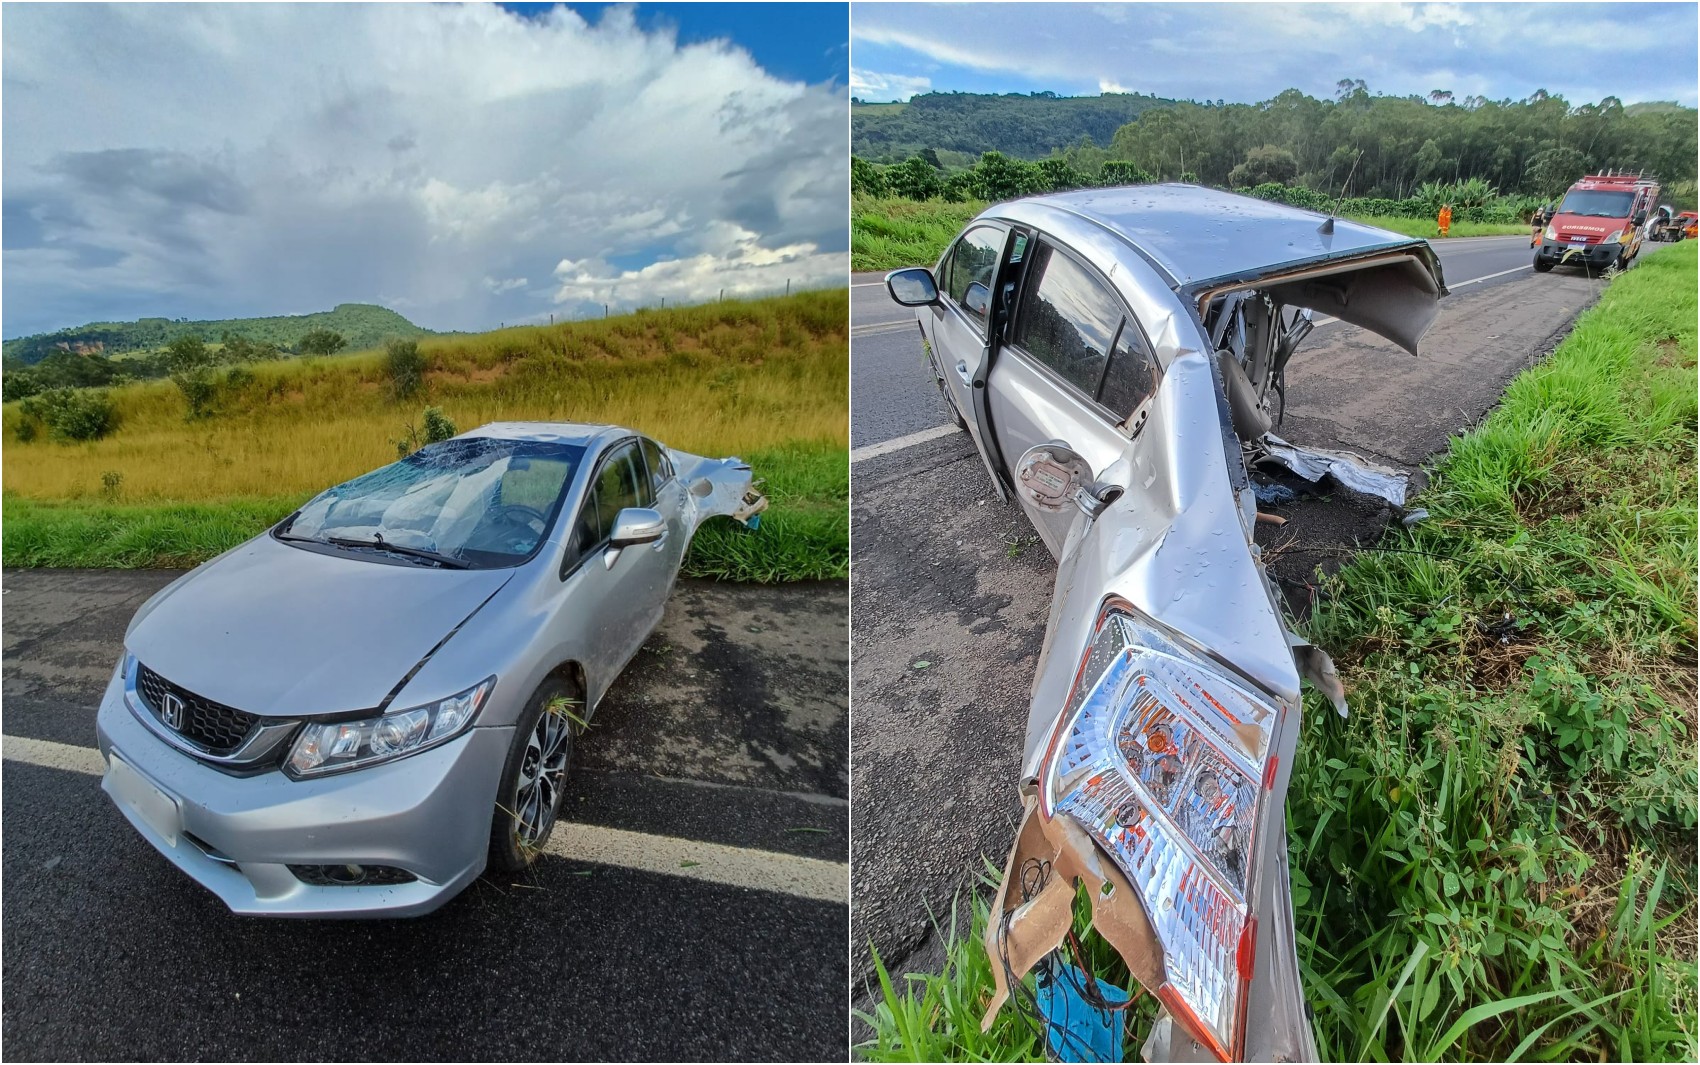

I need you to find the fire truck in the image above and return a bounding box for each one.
[1533,172,1659,273]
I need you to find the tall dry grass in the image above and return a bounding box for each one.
[4,290,848,502]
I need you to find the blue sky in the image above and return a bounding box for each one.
[3,3,849,338]
[852,2,1699,107]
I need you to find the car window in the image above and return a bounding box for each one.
[1013,241,1127,400]
[943,226,1005,328]
[640,437,671,495]
[569,441,644,568]
[1099,320,1161,419]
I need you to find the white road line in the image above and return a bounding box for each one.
[850,423,961,463]
[851,321,914,338]
[1,733,847,904]
[1451,263,1534,288]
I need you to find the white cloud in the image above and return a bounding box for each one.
[849,2,1696,109]
[850,68,933,102]
[2,4,848,335]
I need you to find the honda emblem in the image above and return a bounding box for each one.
[160,692,185,731]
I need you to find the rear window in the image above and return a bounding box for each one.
[1013,242,1125,398]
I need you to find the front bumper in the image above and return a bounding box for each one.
[1536,237,1626,268]
[95,670,512,917]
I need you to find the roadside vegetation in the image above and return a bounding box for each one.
[853,190,1526,272]
[858,244,1697,1060]
[3,290,849,582]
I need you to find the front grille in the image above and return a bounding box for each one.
[135,663,261,755]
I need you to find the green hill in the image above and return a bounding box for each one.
[3,303,432,365]
[851,90,1175,162]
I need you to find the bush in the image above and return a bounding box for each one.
[421,406,456,444]
[19,388,117,442]
[851,156,887,198]
[299,328,346,357]
[385,338,427,399]
[173,370,218,420]
[884,156,944,200]
[1098,160,1153,186]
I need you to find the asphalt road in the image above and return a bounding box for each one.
[2,570,848,1062]
[850,234,1554,451]
[848,235,1665,990]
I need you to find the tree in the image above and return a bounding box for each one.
[1228,144,1300,187]
[299,329,347,356]
[1525,147,1586,199]
[1097,160,1153,187]
[850,156,887,197]
[884,156,945,200]
[385,338,427,400]
[970,151,1046,200]
[164,334,213,375]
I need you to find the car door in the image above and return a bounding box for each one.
[923,222,1016,498]
[560,439,671,693]
[986,234,1163,556]
[638,434,690,609]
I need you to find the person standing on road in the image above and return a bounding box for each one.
[1530,206,1544,247]
[1438,203,1453,238]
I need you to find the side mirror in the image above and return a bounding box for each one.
[604,507,665,568]
[1633,210,1647,226]
[885,267,939,306]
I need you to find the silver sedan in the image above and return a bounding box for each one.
[96,421,765,917]
[887,185,1446,1063]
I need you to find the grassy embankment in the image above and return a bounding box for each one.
[858,245,1697,1060]
[3,290,848,582]
[852,195,1526,272]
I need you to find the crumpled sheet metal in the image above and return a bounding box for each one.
[982,794,1164,1033]
[1260,433,1409,507]
[668,449,768,531]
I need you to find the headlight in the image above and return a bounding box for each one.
[1037,603,1286,1062]
[286,677,494,778]
[1544,224,1557,241]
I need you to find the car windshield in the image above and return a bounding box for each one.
[1557,189,1635,218]
[279,437,585,569]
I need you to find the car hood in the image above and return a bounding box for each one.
[126,534,512,717]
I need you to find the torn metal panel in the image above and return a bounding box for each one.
[1259,433,1409,507]
[668,449,768,531]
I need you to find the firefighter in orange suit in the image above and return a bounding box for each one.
[1438,203,1453,237]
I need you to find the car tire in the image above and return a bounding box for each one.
[1532,255,1553,273]
[488,675,579,872]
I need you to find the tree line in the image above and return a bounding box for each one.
[854,82,1698,209]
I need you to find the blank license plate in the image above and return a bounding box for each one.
[107,754,181,846]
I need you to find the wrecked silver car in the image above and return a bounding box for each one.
[886,185,1445,1061]
[96,421,766,917]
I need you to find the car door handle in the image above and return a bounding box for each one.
[955,360,972,383]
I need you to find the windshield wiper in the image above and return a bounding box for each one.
[323,535,471,569]
[279,530,470,569]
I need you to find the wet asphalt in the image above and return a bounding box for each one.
[848,237,1666,992]
[1,570,848,1062]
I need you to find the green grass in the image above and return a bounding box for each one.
[1346,214,1531,239]
[3,291,847,583]
[857,244,1698,1061]
[851,196,1529,273]
[0,444,845,583]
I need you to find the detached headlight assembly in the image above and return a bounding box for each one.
[1037,602,1287,1062]
[286,677,495,778]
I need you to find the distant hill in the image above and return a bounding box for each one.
[851,90,1175,162]
[2,303,432,365]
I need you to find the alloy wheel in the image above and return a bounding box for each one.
[514,703,572,848]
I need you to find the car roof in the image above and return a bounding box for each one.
[983,184,1422,290]
[455,421,625,447]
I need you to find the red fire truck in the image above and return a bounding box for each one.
[1533,173,1659,273]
